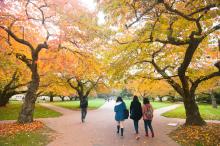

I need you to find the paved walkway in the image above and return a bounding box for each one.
[40,101,183,146]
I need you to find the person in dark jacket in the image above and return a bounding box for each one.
[114,96,127,136]
[80,97,88,123]
[130,95,142,139]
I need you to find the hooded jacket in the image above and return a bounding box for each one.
[114,101,126,121]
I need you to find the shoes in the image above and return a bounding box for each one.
[145,132,148,137]
[121,128,124,136]
[152,132,154,138]
[117,125,120,133]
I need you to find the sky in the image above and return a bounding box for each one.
[79,0,96,11]
[79,0,105,25]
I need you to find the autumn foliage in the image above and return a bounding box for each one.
[0,121,44,136]
[170,123,220,146]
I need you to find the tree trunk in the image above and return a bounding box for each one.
[183,95,206,126]
[17,56,39,123]
[50,96,53,102]
[69,96,74,101]
[158,96,163,102]
[152,98,155,102]
[211,94,217,108]
[60,96,65,101]
[0,95,10,107]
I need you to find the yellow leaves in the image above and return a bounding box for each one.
[0,121,44,137]
[170,123,220,146]
[126,78,175,97]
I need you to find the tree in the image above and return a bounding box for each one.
[0,0,59,123]
[126,78,174,101]
[99,0,220,125]
[0,47,29,106]
[0,70,27,106]
[67,77,101,102]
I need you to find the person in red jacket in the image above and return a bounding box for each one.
[142,98,154,137]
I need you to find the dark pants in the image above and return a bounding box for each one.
[133,120,139,134]
[81,108,87,122]
[144,120,153,133]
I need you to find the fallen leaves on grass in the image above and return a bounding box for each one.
[170,123,220,146]
[0,121,44,136]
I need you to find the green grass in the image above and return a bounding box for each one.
[124,99,173,109]
[52,98,105,110]
[162,104,220,120]
[0,127,52,146]
[0,101,61,120]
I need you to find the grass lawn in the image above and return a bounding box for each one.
[0,101,61,120]
[52,98,105,110]
[162,104,220,120]
[0,127,52,146]
[124,99,173,109]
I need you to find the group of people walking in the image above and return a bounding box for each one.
[114,96,154,139]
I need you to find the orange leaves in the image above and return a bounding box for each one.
[170,123,220,146]
[0,121,44,137]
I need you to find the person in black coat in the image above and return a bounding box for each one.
[80,97,88,123]
[130,95,142,139]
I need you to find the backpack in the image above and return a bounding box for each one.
[124,109,129,119]
[144,105,153,119]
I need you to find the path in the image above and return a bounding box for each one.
[40,102,182,146]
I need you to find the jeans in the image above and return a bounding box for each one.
[81,108,87,122]
[144,120,153,133]
[133,120,139,134]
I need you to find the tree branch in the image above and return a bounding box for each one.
[16,53,32,69]
[126,2,157,28]
[188,4,218,16]
[0,26,34,51]
[201,24,220,40]
[163,2,196,21]
[191,71,220,93]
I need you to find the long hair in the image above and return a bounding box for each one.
[133,95,139,102]
[143,97,150,104]
[116,96,123,102]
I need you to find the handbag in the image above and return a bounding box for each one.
[124,109,129,119]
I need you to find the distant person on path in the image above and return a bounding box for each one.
[142,98,154,137]
[114,96,127,136]
[80,97,88,123]
[130,95,142,140]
